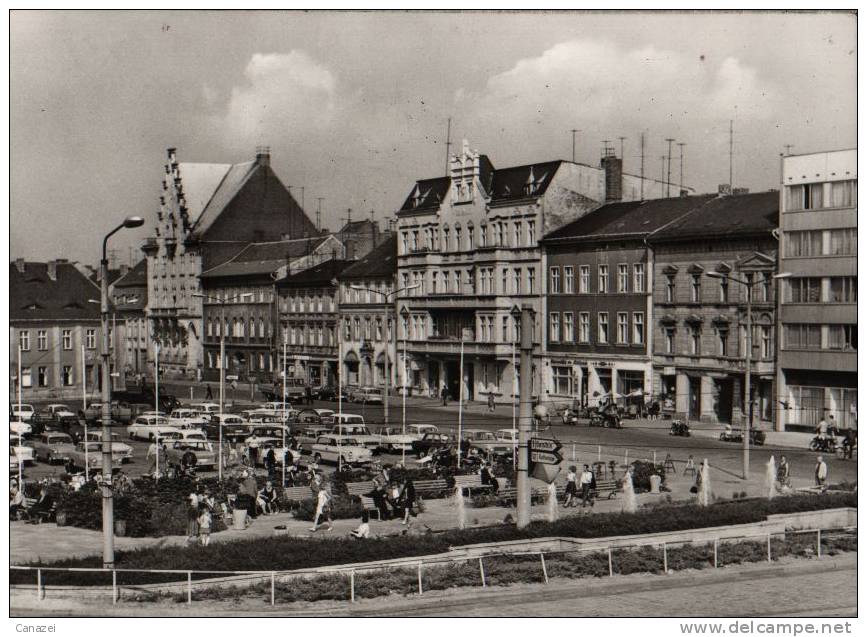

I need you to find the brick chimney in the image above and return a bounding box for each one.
[14,258,25,274]
[255,146,271,167]
[601,156,623,202]
[119,263,130,278]
[46,260,59,281]
[346,239,357,260]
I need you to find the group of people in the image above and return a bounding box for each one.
[363,466,418,526]
[562,464,596,508]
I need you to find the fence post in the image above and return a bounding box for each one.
[817,529,822,558]
[713,539,718,568]
[187,572,192,605]
[539,553,549,584]
[479,558,487,588]
[36,568,43,601]
[608,548,613,577]
[572,443,576,461]
[653,450,657,465]
[417,562,423,595]
[662,543,668,573]
[767,533,772,563]
[350,571,355,603]
[271,572,275,606]
[112,570,118,605]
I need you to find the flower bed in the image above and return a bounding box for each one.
[11,491,855,588]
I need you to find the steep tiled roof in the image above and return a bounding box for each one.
[543,194,717,243]
[337,234,397,280]
[113,259,148,288]
[398,176,450,212]
[10,261,103,321]
[648,191,779,241]
[277,259,354,288]
[189,160,258,235]
[488,160,563,204]
[201,237,331,279]
[175,162,234,222]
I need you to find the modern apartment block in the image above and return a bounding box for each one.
[777,149,857,431]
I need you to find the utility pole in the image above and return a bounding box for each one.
[515,304,534,529]
[444,117,452,176]
[570,129,580,163]
[678,142,686,194]
[729,119,734,189]
[316,198,324,232]
[661,156,666,192]
[618,136,627,162]
[665,138,675,197]
[640,132,645,199]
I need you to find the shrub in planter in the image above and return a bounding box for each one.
[630,460,664,493]
[293,495,364,521]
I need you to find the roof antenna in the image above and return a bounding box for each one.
[316,198,324,233]
[677,142,686,194]
[444,117,452,176]
[570,129,581,163]
[640,132,645,199]
[729,119,734,190]
[665,138,675,197]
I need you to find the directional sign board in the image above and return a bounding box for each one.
[530,438,562,453]
[530,450,562,465]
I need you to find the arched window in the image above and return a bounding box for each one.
[454,223,462,252]
[206,319,212,337]
[259,318,265,338]
[248,317,254,339]
[232,318,240,337]
[466,222,475,250]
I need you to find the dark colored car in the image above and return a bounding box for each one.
[316,385,347,402]
[411,432,457,459]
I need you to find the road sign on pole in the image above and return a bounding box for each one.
[530,450,562,465]
[530,438,562,453]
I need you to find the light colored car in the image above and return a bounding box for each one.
[165,440,217,469]
[168,408,210,428]
[11,403,35,421]
[311,435,372,466]
[354,387,383,404]
[259,403,300,421]
[330,423,379,450]
[10,420,32,437]
[495,428,519,445]
[32,432,76,464]
[190,403,221,415]
[406,424,439,440]
[126,415,185,441]
[46,404,77,419]
[85,431,134,463]
[67,441,123,471]
[205,413,248,441]
[373,426,416,452]
[294,426,331,453]
[463,429,512,455]
[332,413,365,426]
[9,437,35,465]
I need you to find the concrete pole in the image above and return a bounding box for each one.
[282,336,287,487]
[82,343,89,483]
[154,342,159,482]
[219,305,225,482]
[383,306,390,427]
[743,284,752,480]
[517,304,534,529]
[457,337,464,469]
[18,345,23,487]
[99,257,115,569]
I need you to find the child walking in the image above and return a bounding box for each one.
[197,505,212,547]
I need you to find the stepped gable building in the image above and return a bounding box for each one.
[395,139,670,404]
[199,235,345,383]
[646,191,779,427]
[777,149,857,432]
[336,234,398,388]
[10,259,120,399]
[142,147,317,377]
[541,194,716,407]
[276,258,354,387]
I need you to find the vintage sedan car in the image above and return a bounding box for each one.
[463,429,513,456]
[353,387,383,404]
[10,403,35,421]
[10,420,32,437]
[165,439,217,469]
[9,437,35,465]
[258,403,299,423]
[373,426,416,452]
[168,408,210,428]
[406,424,439,440]
[311,435,372,466]
[294,426,331,453]
[411,432,457,458]
[46,404,77,420]
[316,385,347,402]
[32,431,76,464]
[84,431,134,463]
[84,401,134,424]
[203,414,248,442]
[330,423,379,450]
[495,428,519,445]
[126,415,185,441]
[67,441,123,472]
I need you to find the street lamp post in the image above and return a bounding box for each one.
[193,292,252,481]
[99,216,144,569]
[706,271,790,480]
[400,307,410,466]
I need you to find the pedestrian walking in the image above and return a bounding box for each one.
[777,455,791,490]
[205,383,213,400]
[814,455,828,491]
[563,465,578,507]
[579,464,595,508]
[305,385,313,405]
[487,391,495,413]
[197,506,212,546]
[310,487,333,532]
[441,384,449,406]
[401,477,416,525]
[186,494,200,543]
[264,447,276,479]
[147,439,158,475]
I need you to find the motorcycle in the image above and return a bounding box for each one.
[669,420,691,437]
[590,410,622,429]
[750,429,766,446]
[809,435,838,453]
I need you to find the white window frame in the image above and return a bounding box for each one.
[617,312,629,344]
[579,312,590,343]
[549,312,560,343]
[598,312,609,344]
[633,312,645,345]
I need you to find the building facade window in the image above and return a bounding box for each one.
[719,278,729,303]
[633,263,645,293]
[579,265,590,294]
[552,366,573,396]
[37,366,48,387]
[527,268,536,294]
[665,275,675,302]
[617,312,628,343]
[618,264,629,293]
[62,329,72,350]
[527,220,536,245]
[62,365,73,386]
[549,267,561,294]
[828,277,857,303]
[578,312,590,343]
[21,367,32,388]
[664,327,675,354]
[564,266,574,294]
[690,275,701,302]
[760,325,773,358]
[18,330,30,351]
[598,312,609,344]
[784,324,822,350]
[718,329,729,356]
[786,182,824,211]
[37,330,47,351]
[502,316,510,342]
[563,312,574,342]
[830,180,856,208]
[549,313,560,342]
[788,277,822,303]
[689,326,701,354]
[598,265,609,293]
[633,312,644,345]
[827,324,857,350]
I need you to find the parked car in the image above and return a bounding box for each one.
[126,415,185,441]
[330,423,379,450]
[10,403,35,421]
[316,385,346,402]
[294,426,331,453]
[411,432,457,459]
[32,432,76,464]
[67,441,123,472]
[190,403,221,416]
[373,426,416,452]
[46,404,77,420]
[258,403,299,423]
[353,387,383,404]
[204,414,248,442]
[165,439,217,470]
[10,420,32,438]
[406,424,439,440]
[295,408,335,427]
[332,413,365,426]
[311,435,372,466]
[495,428,519,446]
[168,408,210,428]
[463,429,512,456]
[84,431,134,463]
[9,437,35,465]
[84,401,134,424]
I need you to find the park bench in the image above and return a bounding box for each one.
[283,486,316,503]
[454,473,493,495]
[414,479,449,498]
[22,497,57,524]
[592,478,621,500]
[344,481,376,497]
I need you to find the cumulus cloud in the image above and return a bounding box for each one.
[218,51,338,145]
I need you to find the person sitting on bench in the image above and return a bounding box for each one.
[479,462,499,494]
[257,480,279,515]
[28,486,54,521]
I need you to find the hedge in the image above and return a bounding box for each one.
[11,491,855,587]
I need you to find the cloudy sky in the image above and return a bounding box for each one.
[10,10,856,265]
